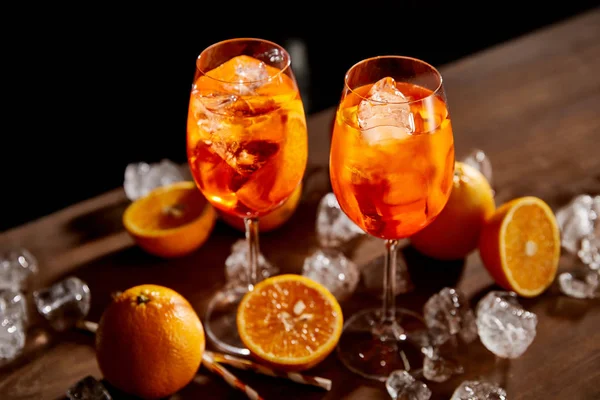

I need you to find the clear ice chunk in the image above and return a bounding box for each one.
[123,159,190,201]
[422,344,464,383]
[386,370,432,400]
[476,291,537,358]
[34,276,91,332]
[423,287,478,345]
[315,193,364,249]
[578,232,599,270]
[66,375,112,400]
[450,380,507,400]
[461,149,493,187]
[301,249,359,301]
[357,77,415,144]
[555,194,600,254]
[223,56,269,95]
[0,290,27,364]
[558,269,599,299]
[0,248,38,291]
[0,290,27,325]
[225,239,278,285]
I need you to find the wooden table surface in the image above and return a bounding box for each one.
[2,9,599,400]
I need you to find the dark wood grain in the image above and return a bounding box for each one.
[2,9,600,400]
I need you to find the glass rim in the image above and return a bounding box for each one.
[196,37,291,85]
[344,55,444,105]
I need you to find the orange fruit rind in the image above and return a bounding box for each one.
[410,161,496,260]
[237,274,343,371]
[123,181,217,258]
[478,196,560,297]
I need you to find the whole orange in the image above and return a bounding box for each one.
[220,182,303,232]
[96,284,205,400]
[410,161,496,260]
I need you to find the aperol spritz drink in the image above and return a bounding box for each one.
[186,38,308,356]
[330,79,454,239]
[330,56,454,380]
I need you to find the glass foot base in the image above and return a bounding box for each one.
[336,308,426,381]
[204,286,250,356]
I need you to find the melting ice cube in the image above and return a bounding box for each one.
[124,159,190,201]
[221,55,270,95]
[450,380,507,400]
[34,276,91,332]
[66,375,112,400]
[357,77,414,144]
[315,193,364,249]
[386,370,431,400]
[476,291,537,359]
[558,268,599,299]
[423,287,478,346]
[301,249,359,301]
[555,194,599,255]
[0,248,38,291]
[225,239,278,286]
[0,290,28,364]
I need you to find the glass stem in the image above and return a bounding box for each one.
[381,239,399,324]
[244,217,260,291]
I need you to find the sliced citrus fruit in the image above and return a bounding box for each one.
[410,161,496,260]
[478,196,560,297]
[237,274,343,371]
[123,181,217,258]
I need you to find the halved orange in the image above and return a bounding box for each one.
[123,181,217,258]
[237,274,343,371]
[478,196,560,297]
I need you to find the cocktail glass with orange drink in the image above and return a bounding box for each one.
[330,56,455,380]
[187,38,308,355]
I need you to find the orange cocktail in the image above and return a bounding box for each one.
[187,55,307,218]
[186,38,307,357]
[330,56,455,381]
[330,79,454,239]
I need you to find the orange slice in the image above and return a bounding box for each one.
[478,196,560,297]
[123,181,217,258]
[237,274,343,371]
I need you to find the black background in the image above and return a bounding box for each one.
[3,3,598,231]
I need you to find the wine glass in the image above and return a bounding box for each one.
[329,56,455,380]
[186,38,308,355]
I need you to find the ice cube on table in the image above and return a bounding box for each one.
[301,249,359,301]
[476,291,537,359]
[225,239,278,286]
[123,159,190,201]
[315,193,364,249]
[0,248,38,291]
[386,370,431,400]
[578,232,599,270]
[423,287,477,345]
[66,375,112,400]
[358,77,415,143]
[461,149,493,187]
[0,290,27,364]
[33,276,91,332]
[420,335,464,383]
[450,380,507,400]
[555,194,600,254]
[0,290,27,325]
[558,269,599,299]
